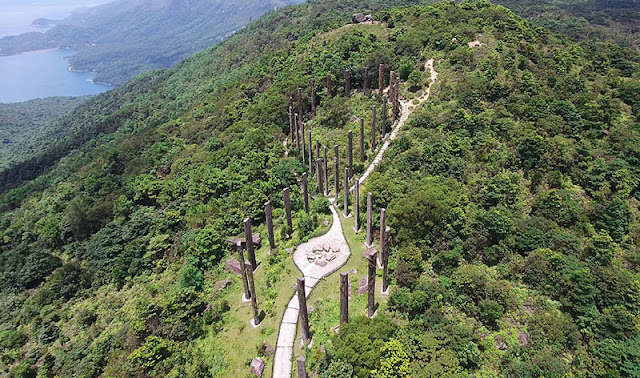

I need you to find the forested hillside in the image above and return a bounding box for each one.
[0,97,89,170]
[0,0,305,85]
[494,0,640,47]
[1,0,639,377]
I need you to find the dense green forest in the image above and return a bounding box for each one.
[0,0,304,85]
[1,0,640,377]
[493,0,640,47]
[0,97,89,170]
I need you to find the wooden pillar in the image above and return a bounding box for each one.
[345,69,351,97]
[340,272,349,325]
[316,159,323,194]
[348,130,353,178]
[359,118,365,162]
[297,356,307,378]
[315,139,320,163]
[353,179,360,232]
[265,202,276,250]
[288,106,294,145]
[366,192,373,246]
[334,157,339,205]
[308,130,313,172]
[382,96,387,138]
[310,79,316,116]
[297,277,310,341]
[297,87,303,120]
[327,73,332,97]
[378,63,384,95]
[301,121,306,165]
[367,251,377,317]
[245,261,260,326]
[343,167,349,217]
[383,226,391,293]
[371,105,377,151]
[238,246,251,300]
[244,218,257,270]
[302,173,309,214]
[294,113,300,150]
[379,208,386,266]
[283,188,293,231]
[323,146,328,196]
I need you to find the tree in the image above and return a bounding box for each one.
[372,339,411,377]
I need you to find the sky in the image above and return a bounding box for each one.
[0,0,108,38]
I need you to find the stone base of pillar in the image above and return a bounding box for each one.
[377,258,383,269]
[381,287,390,296]
[252,263,262,274]
[242,293,251,303]
[364,242,373,248]
[365,309,378,319]
[342,212,352,219]
[250,318,261,329]
[353,226,361,233]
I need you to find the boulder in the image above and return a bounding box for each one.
[494,335,508,350]
[518,331,529,346]
[315,259,328,267]
[352,13,366,23]
[263,341,275,357]
[250,357,265,376]
[215,278,232,291]
[225,260,242,276]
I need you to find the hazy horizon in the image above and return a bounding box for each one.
[0,0,109,38]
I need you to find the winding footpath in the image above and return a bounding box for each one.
[272,59,438,378]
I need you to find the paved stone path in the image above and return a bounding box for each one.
[273,205,350,378]
[272,59,438,378]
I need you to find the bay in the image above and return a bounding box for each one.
[0,49,113,103]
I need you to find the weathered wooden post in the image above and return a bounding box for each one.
[359,118,365,162]
[382,226,391,294]
[289,106,294,145]
[315,139,320,163]
[378,63,384,95]
[294,113,300,150]
[265,202,276,250]
[366,192,373,246]
[302,173,309,214]
[297,277,310,341]
[367,251,377,317]
[343,167,349,217]
[334,157,339,205]
[323,145,329,196]
[371,105,377,151]
[382,96,387,138]
[297,356,307,378]
[327,73,332,97]
[379,208,386,267]
[348,130,354,178]
[310,79,316,116]
[297,87,303,121]
[283,187,293,231]
[340,272,349,325]
[353,178,360,232]
[316,159,323,194]
[245,261,260,326]
[244,218,257,270]
[301,121,306,165]
[238,245,251,300]
[345,69,351,97]
[308,131,313,172]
